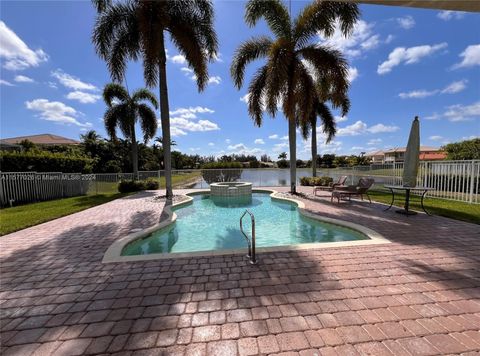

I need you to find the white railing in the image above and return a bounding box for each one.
[1,160,479,206]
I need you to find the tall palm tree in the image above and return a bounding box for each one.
[299,100,337,177]
[92,0,217,199]
[102,83,158,178]
[231,0,358,193]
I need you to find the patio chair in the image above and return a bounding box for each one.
[313,175,348,196]
[331,178,375,203]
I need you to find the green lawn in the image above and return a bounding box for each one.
[0,193,126,236]
[368,190,480,225]
[0,172,202,236]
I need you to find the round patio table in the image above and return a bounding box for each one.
[383,185,435,216]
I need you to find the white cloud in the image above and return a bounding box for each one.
[337,121,367,136]
[170,54,186,64]
[335,116,348,123]
[170,127,187,137]
[453,44,480,69]
[272,142,289,152]
[385,35,394,44]
[254,139,265,145]
[368,123,399,133]
[268,134,279,139]
[0,79,14,86]
[208,76,221,85]
[170,106,214,117]
[399,79,468,99]
[14,75,34,83]
[225,139,231,144]
[397,16,415,29]
[170,117,220,132]
[337,120,399,136]
[429,135,443,141]
[444,101,480,122]
[47,81,58,89]
[180,67,193,74]
[25,99,91,127]
[399,89,437,99]
[437,11,466,21]
[367,138,382,145]
[66,91,101,104]
[51,69,97,91]
[377,43,448,74]
[347,67,359,82]
[208,142,215,146]
[227,143,263,156]
[424,113,441,120]
[441,79,468,94]
[0,21,48,70]
[318,20,381,58]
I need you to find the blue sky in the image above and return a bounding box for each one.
[1,1,479,159]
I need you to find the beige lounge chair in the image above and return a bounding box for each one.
[331,178,375,203]
[313,175,348,196]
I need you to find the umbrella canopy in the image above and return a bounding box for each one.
[402,116,420,187]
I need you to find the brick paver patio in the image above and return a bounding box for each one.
[1,187,479,355]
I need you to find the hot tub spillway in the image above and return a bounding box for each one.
[209,182,252,207]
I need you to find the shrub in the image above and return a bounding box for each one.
[277,159,289,168]
[144,178,159,190]
[300,176,334,186]
[201,161,243,184]
[0,151,93,173]
[118,180,146,193]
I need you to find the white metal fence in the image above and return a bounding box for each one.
[1,160,479,207]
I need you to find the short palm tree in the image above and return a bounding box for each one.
[93,0,217,198]
[102,83,158,178]
[231,0,358,193]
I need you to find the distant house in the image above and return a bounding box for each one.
[0,134,80,147]
[384,146,446,163]
[365,150,385,164]
[366,146,446,164]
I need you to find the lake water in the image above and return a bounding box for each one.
[189,168,372,188]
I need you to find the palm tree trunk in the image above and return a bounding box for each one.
[288,117,297,194]
[131,126,139,179]
[158,32,173,199]
[311,118,317,177]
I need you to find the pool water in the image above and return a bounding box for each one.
[121,193,368,256]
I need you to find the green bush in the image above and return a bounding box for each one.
[277,159,289,168]
[118,180,146,193]
[0,151,93,173]
[144,178,159,190]
[300,176,334,186]
[201,161,243,184]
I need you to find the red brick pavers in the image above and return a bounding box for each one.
[1,188,479,355]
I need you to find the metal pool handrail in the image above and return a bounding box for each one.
[239,209,257,265]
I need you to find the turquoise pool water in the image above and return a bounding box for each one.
[121,192,368,256]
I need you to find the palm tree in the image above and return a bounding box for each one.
[102,83,158,179]
[299,100,337,177]
[92,0,217,199]
[231,0,358,193]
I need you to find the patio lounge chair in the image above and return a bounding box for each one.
[313,175,348,196]
[331,178,375,203]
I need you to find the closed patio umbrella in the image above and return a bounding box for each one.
[402,116,420,187]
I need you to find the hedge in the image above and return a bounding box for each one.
[300,176,334,186]
[201,161,243,184]
[0,151,93,173]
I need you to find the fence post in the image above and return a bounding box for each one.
[469,160,475,203]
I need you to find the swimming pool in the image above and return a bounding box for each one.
[121,192,369,256]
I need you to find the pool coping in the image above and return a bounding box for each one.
[102,189,390,263]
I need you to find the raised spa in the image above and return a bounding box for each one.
[121,192,370,256]
[210,181,252,197]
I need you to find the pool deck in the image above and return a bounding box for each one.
[1,186,479,355]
